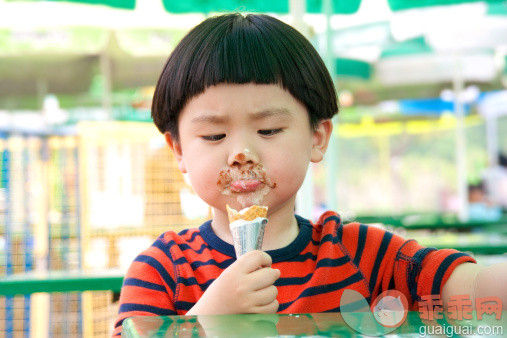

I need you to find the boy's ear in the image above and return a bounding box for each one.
[164,132,187,173]
[310,119,333,163]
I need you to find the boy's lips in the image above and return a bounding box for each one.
[217,164,277,208]
[229,179,263,193]
[217,163,277,192]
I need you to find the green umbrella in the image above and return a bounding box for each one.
[0,26,186,98]
[162,0,504,14]
[334,58,372,80]
[6,0,505,13]
[387,0,504,11]
[53,0,135,9]
[5,0,135,10]
[161,0,361,14]
[326,9,504,85]
[376,38,497,86]
[6,0,362,13]
[488,1,507,15]
[82,0,507,14]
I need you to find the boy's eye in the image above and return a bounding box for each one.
[258,128,283,136]
[201,134,225,141]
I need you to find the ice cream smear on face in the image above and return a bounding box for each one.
[217,156,276,209]
[226,204,268,257]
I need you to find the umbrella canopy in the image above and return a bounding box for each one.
[0,0,199,107]
[7,0,506,15]
[387,0,504,11]
[161,0,361,14]
[376,38,498,86]
[0,27,106,97]
[5,0,504,93]
[11,0,503,11]
[0,26,186,100]
[7,0,135,9]
[6,0,363,13]
[319,1,506,85]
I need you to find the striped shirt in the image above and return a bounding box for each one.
[113,211,476,336]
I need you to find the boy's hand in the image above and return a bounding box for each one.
[186,250,281,315]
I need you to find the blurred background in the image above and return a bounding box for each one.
[0,0,506,336]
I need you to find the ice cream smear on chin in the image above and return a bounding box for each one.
[226,204,268,257]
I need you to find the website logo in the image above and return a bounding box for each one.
[340,289,408,336]
[340,290,503,337]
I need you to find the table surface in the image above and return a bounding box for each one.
[122,311,507,337]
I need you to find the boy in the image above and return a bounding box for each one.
[468,182,501,221]
[113,13,506,336]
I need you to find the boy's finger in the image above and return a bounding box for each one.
[254,285,278,306]
[253,299,279,314]
[249,268,280,290]
[239,250,272,272]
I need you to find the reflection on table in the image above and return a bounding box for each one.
[122,311,507,337]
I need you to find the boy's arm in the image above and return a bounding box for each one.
[441,262,507,308]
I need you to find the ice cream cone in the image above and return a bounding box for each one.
[227,205,268,257]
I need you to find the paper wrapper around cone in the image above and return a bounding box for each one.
[227,205,268,258]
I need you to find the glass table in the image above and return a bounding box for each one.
[123,311,507,337]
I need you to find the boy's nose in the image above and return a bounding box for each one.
[228,148,259,167]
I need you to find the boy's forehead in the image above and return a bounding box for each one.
[180,83,305,119]
[200,82,285,97]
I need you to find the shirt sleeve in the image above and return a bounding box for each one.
[112,237,178,337]
[341,222,476,310]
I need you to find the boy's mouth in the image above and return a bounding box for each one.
[229,179,263,193]
[217,163,277,208]
[217,164,276,193]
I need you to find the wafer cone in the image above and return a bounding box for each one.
[226,205,268,223]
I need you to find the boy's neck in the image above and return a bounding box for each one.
[211,197,300,251]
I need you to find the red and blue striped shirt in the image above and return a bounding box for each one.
[113,211,475,336]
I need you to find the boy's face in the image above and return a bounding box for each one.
[469,188,485,203]
[165,83,332,215]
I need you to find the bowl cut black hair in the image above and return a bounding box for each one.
[152,13,338,141]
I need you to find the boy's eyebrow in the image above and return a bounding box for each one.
[190,108,293,124]
[248,108,292,120]
[190,114,228,124]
